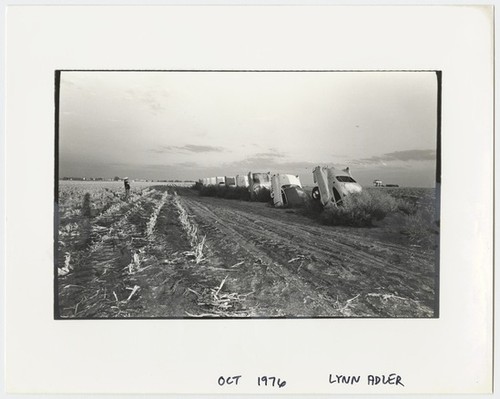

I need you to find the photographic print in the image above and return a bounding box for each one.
[6,5,493,394]
[55,70,440,319]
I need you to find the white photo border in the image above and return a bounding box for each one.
[4,4,494,395]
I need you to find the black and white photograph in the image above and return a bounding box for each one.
[4,4,493,395]
[55,70,440,319]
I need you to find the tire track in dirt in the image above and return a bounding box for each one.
[194,195,433,276]
[180,194,435,316]
[197,193,435,266]
[234,212,435,308]
[183,198,368,304]
[181,197,352,316]
[220,204,433,279]
[191,192,433,253]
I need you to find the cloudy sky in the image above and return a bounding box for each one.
[59,71,438,187]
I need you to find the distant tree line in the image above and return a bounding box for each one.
[61,176,195,182]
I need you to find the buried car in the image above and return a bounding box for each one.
[312,166,362,207]
[270,174,308,207]
[248,171,271,200]
[236,174,249,187]
[225,176,236,187]
[206,177,217,186]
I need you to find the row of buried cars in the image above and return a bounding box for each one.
[199,166,363,208]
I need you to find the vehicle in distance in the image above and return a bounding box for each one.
[225,176,236,187]
[236,174,249,187]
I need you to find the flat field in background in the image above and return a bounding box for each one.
[56,181,438,318]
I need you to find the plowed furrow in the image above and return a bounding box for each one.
[212,203,433,276]
[181,195,434,308]
[186,196,431,278]
[182,198,342,315]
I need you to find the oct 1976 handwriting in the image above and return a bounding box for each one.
[217,373,404,389]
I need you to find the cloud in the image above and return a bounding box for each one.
[175,162,199,168]
[222,156,318,173]
[125,88,169,114]
[253,151,286,159]
[351,149,437,165]
[220,147,349,173]
[183,144,225,153]
[149,144,225,154]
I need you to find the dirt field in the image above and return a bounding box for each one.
[56,182,437,318]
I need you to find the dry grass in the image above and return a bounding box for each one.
[320,190,399,227]
[318,188,438,242]
[400,206,439,248]
[173,192,206,264]
[192,235,206,264]
[185,275,254,317]
[145,191,169,238]
[311,188,439,250]
[58,252,71,276]
[333,294,361,317]
[198,185,267,202]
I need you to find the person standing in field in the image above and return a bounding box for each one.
[124,177,130,200]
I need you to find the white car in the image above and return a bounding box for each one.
[236,174,249,187]
[271,174,308,207]
[248,172,271,200]
[225,176,237,187]
[312,166,362,207]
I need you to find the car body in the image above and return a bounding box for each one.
[270,174,308,207]
[248,171,271,200]
[216,176,226,186]
[236,174,249,187]
[225,176,236,187]
[312,166,362,207]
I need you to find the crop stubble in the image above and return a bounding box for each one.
[57,183,437,318]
